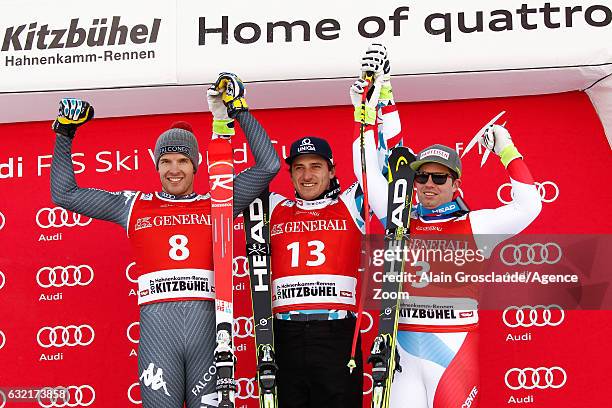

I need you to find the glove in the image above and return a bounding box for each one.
[350,75,383,125]
[481,124,523,167]
[360,43,390,77]
[207,87,235,138]
[51,98,94,138]
[213,72,248,119]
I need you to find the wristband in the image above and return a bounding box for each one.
[379,84,394,101]
[499,144,523,168]
[354,105,376,125]
[213,119,235,136]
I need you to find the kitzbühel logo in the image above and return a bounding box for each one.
[2,17,161,52]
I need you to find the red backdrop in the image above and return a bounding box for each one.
[0,91,611,407]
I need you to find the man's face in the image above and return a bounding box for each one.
[414,162,461,209]
[158,153,195,196]
[290,154,335,201]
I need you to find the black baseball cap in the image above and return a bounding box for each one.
[285,136,334,165]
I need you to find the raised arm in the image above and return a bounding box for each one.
[205,73,280,218]
[50,99,135,229]
[351,44,407,225]
[470,125,542,255]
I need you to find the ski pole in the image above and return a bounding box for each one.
[348,70,374,373]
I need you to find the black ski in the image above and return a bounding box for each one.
[244,189,278,408]
[368,146,416,408]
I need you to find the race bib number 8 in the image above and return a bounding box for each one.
[169,234,190,261]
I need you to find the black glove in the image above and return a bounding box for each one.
[213,72,248,119]
[52,98,94,138]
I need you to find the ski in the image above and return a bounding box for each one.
[368,146,416,408]
[244,188,278,408]
[208,138,236,408]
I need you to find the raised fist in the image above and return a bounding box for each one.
[52,99,94,138]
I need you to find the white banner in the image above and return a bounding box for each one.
[0,0,176,92]
[179,0,612,83]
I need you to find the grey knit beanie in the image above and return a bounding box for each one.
[154,122,200,173]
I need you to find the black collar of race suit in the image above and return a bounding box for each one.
[158,191,198,201]
[294,177,341,202]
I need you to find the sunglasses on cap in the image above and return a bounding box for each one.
[415,172,455,185]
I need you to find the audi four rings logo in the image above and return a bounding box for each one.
[505,367,567,390]
[233,317,254,338]
[0,330,5,350]
[232,256,249,278]
[127,322,140,344]
[0,389,5,408]
[360,311,373,334]
[37,385,95,407]
[236,378,257,399]
[0,211,5,230]
[125,262,138,283]
[499,243,562,266]
[36,207,92,228]
[127,382,141,404]
[497,181,559,204]
[36,265,94,288]
[363,373,373,395]
[37,325,95,348]
[503,305,564,328]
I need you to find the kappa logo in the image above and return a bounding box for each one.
[122,191,137,205]
[140,363,170,396]
[134,217,153,231]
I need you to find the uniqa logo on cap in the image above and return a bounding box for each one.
[421,149,449,159]
[297,138,315,153]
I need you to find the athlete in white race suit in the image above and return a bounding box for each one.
[352,45,543,408]
[50,74,280,408]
